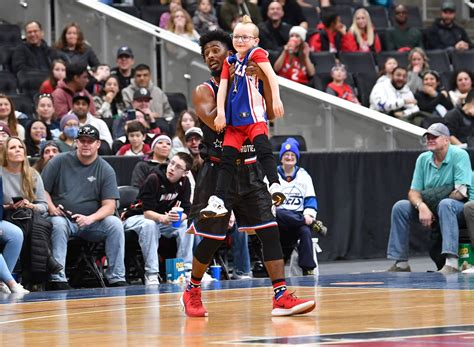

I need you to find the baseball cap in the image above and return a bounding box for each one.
[72,93,90,105]
[185,127,204,140]
[441,1,456,11]
[133,88,152,100]
[0,122,12,136]
[117,45,134,58]
[423,123,450,137]
[77,125,100,141]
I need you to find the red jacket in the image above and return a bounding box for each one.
[308,23,358,53]
[51,80,96,119]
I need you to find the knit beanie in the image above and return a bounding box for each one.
[279,137,300,160]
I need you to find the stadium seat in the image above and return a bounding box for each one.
[140,4,168,25]
[0,45,14,71]
[367,6,390,29]
[9,94,34,116]
[375,51,409,70]
[440,70,454,91]
[0,24,21,47]
[0,71,17,94]
[17,70,49,98]
[270,135,307,152]
[301,7,320,28]
[353,72,378,107]
[339,52,376,74]
[309,52,337,74]
[320,6,353,28]
[451,49,474,72]
[426,49,451,73]
[166,92,187,116]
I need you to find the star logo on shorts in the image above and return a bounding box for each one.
[213,139,223,149]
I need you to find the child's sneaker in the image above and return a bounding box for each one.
[181,287,208,317]
[10,283,29,294]
[272,291,316,316]
[269,183,285,206]
[200,195,228,218]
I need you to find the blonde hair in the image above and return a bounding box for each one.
[408,47,430,71]
[349,8,375,47]
[167,8,195,35]
[238,15,259,37]
[2,137,37,201]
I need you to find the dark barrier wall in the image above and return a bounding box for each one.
[103,150,448,262]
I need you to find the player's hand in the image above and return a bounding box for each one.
[273,99,284,118]
[214,113,227,132]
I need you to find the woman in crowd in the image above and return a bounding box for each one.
[0,122,11,161]
[348,8,382,53]
[406,47,430,93]
[415,70,453,118]
[39,59,66,95]
[24,120,52,158]
[57,114,79,153]
[449,69,473,107]
[274,26,315,86]
[93,75,126,119]
[192,0,220,35]
[159,0,183,29]
[35,94,60,140]
[376,57,398,84]
[171,109,199,156]
[0,95,25,140]
[54,22,100,68]
[167,8,200,42]
[33,141,61,174]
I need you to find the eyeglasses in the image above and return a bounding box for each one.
[169,160,186,172]
[232,35,255,42]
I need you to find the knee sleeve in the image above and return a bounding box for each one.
[255,226,283,261]
[194,237,224,265]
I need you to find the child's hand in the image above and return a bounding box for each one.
[273,99,284,118]
[214,112,226,132]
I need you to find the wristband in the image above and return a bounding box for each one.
[415,201,422,210]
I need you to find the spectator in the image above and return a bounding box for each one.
[24,120,52,158]
[386,123,470,274]
[184,127,204,199]
[385,5,423,52]
[110,46,135,91]
[11,21,58,75]
[52,63,96,118]
[35,94,60,140]
[445,89,474,147]
[42,125,127,290]
[57,113,79,153]
[39,59,67,95]
[159,0,183,29]
[376,57,398,84]
[86,64,111,96]
[415,70,453,120]
[348,8,382,53]
[171,110,198,156]
[448,69,473,107]
[93,75,126,119]
[131,134,172,188]
[406,47,430,93]
[370,66,420,120]
[54,22,100,68]
[274,26,315,86]
[70,94,113,154]
[276,138,323,276]
[325,64,359,104]
[33,140,61,173]
[426,1,472,51]
[168,8,200,42]
[0,122,11,158]
[0,95,25,140]
[193,0,220,35]
[308,12,357,53]
[116,121,150,156]
[258,1,291,63]
[219,0,262,32]
[260,0,307,29]
[123,152,194,285]
[122,64,175,121]
[0,218,27,294]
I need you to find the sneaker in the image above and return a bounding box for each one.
[109,281,129,287]
[47,281,73,291]
[310,220,327,237]
[0,282,11,294]
[10,283,30,294]
[144,273,160,286]
[386,263,411,272]
[181,287,208,317]
[201,272,216,282]
[269,182,286,206]
[437,265,460,274]
[200,195,228,218]
[272,291,316,316]
[231,273,252,280]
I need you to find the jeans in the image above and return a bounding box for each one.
[123,215,194,274]
[463,201,474,246]
[387,199,464,261]
[230,224,251,275]
[49,215,126,284]
[0,221,23,283]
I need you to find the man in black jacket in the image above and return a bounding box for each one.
[258,1,291,63]
[11,21,58,75]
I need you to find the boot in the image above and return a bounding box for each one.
[47,256,63,274]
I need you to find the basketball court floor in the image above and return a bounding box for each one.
[1,269,473,346]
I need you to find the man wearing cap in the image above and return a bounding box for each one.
[131,134,172,188]
[445,89,474,147]
[121,64,174,121]
[258,1,291,63]
[52,63,96,118]
[184,127,204,177]
[42,125,127,290]
[387,123,471,274]
[70,93,113,154]
[426,1,472,51]
[111,46,135,90]
[132,88,171,134]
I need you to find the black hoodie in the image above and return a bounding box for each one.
[426,18,472,50]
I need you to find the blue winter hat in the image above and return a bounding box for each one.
[279,137,300,160]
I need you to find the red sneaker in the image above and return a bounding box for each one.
[181,287,208,317]
[272,291,316,316]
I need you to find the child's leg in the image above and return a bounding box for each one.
[214,145,239,201]
[253,134,279,185]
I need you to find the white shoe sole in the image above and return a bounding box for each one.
[180,295,209,317]
[271,300,316,317]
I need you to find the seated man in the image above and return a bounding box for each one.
[42,125,127,290]
[386,123,471,274]
[276,138,325,276]
[123,152,194,285]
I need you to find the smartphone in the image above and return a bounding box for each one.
[12,196,23,204]
[59,206,76,222]
[126,109,136,121]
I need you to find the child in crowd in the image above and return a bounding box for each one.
[200,15,285,218]
[325,64,360,104]
[117,121,150,156]
[39,59,66,94]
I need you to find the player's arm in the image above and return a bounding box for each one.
[192,84,218,131]
[257,61,284,118]
[214,79,228,132]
